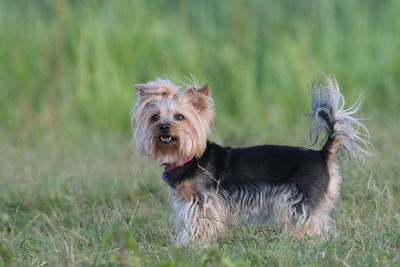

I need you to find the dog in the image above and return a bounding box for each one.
[131,76,370,245]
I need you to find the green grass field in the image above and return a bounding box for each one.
[1,0,399,266]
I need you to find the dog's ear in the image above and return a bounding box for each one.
[134,84,148,96]
[186,84,210,111]
[134,82,176,98]
[197,84,209,97]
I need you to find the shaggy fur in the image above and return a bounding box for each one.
[131,76,370,245]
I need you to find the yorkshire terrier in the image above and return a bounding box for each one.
[132,76,370,245]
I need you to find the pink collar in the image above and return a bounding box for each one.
[164,156,194,171]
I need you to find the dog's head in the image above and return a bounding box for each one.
[132,79,214,164]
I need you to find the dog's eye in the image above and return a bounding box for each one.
[174,114,185,121]
[162,92,167,97]
[151,114,160,121]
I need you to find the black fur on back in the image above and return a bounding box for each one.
[163,141,330,211]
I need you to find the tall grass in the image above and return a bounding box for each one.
[1,0,399,138]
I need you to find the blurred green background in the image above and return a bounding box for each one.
[1,0,400,265]
[1,0,399,140]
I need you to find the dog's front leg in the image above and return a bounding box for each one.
[171,194,227,246]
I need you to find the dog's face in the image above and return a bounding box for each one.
[133,80,214,164]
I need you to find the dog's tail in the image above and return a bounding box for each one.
[309,76,371,163]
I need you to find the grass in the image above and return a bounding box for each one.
[0,0,399,266]
[1,0,400,134]
[0,120,399,266]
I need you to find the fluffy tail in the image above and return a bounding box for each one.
[309,76,371,163]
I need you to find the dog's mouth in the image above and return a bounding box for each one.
[159,135,176,144]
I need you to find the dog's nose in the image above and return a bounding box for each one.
[159,123,170,133]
